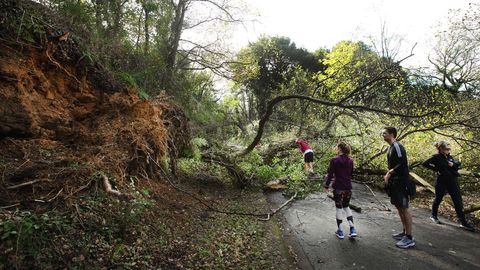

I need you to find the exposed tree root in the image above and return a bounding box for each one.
[101,173,122,197]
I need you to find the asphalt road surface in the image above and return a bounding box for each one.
[269,183,480,270]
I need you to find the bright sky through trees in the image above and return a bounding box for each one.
[233,0,473,67]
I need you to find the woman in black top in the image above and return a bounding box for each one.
[422,141,474,231]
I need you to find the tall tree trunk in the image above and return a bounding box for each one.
[111,1,123,40]
[143,5,150,54]
[165,0,188,89]
[135,11,142,51]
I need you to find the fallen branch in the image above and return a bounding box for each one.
[363,183,391,211]
[352,179,376,184]
[5,178,51,189]
[464,204,480,214]
[259,192,297,221]
[64,179,94,199]
[409,172,435,193]
[47,188,63,202]
[0,203,20,209]
[201,152,251,188]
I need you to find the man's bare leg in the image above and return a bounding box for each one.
[400,208,413,235]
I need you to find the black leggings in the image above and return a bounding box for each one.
[432,177,465,223]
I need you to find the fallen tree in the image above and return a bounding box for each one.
[464,204,480,214]
[237,94,439,157]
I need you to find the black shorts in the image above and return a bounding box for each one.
[333,190,352,208]
[388,178,409,208]
[390,190,409,208]
[304,152,314,163]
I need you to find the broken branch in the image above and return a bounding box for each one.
[6,178,51,189]
[363,183,391,211]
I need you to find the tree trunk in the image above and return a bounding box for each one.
[409,172,435,193]
[111,0,124,40]
[143,5,150,54]
[464,204,480,214]
[165,0,188,88]
[201,152,250,188]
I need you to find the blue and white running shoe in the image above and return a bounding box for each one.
[396,236,415,249]
[349,227,357,238]
[335,229,345,239]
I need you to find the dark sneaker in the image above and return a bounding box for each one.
[460,222,475,232]
[430,216,442,224]
[349,227,357,238]
[396,236,415,249]
[335,229,345,239]
[392,231,405,240]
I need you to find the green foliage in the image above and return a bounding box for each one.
[181,137,208,159]
[0,184,164,269]
[117,72,150,100]
[192,137,209,148]
[1,6,46,43]
[231,36,325,117]
[137,88,150,100]
[254,165,281,181]
[0,210,69,269]
[317,40,400,104]
[118,72,139,88]
[238,150,280,182]
[178,158,204,176]
[277,144,334,198]
[178,156,231,184]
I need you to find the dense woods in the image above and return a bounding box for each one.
[1,0,479,269]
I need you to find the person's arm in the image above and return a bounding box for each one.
[350,159,354,179]
[451,155,461,170]
[422,155,438,171]
[324,159,335,188]
[295,141,303,153]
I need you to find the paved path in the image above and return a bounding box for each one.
[269,183,480,270]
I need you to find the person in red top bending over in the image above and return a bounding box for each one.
[295,138,314,173]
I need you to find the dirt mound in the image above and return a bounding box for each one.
[0,0,189,207]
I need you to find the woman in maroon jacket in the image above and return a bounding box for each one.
[324,142,358,239]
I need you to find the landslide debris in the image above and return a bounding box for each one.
[0,0,189,206]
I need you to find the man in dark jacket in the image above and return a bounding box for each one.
[382,127,415,249]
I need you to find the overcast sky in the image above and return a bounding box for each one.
[232,0,473,67]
